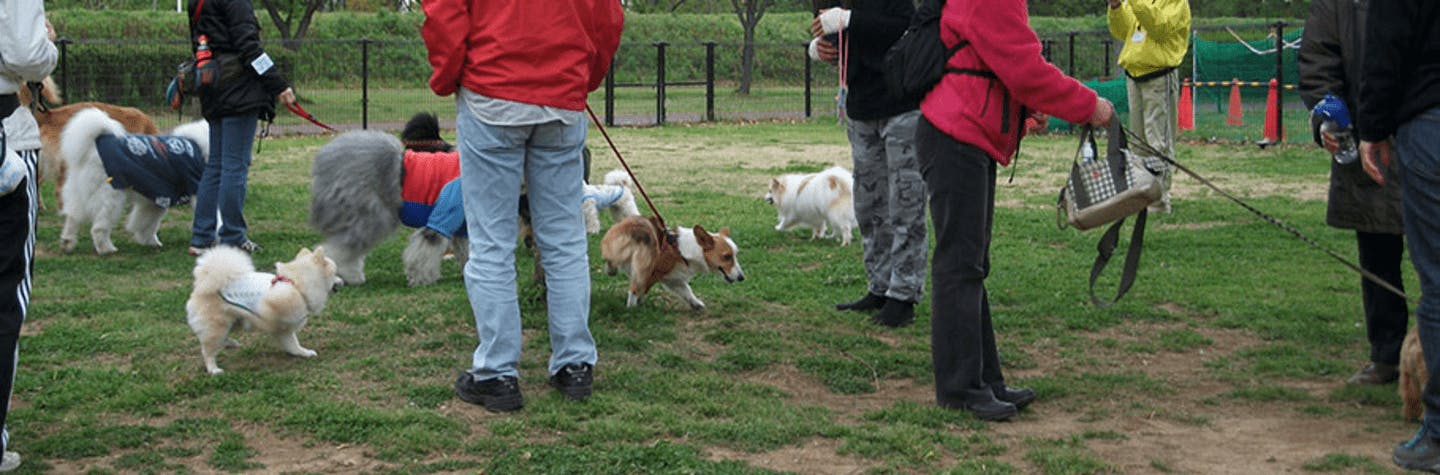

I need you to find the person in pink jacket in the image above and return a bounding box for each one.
[917,0,1114,421]
[422,1,623,413]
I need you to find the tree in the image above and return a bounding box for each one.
[259,0,325,50]
[730,0,775,94]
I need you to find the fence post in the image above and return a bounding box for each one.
[1067,32,1076,77]
[605,60,615,127]
[1102,39,1111,78]
[654,41,668,126]
[1273,20,1286,141]
[360,38,371,130]
[705,41,716,122]
[1042,39,1052,63]
[57,38,70,100]
[804,42,813,118]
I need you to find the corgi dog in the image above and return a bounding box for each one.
[186,246,342,375]
[600,215,744,310]
[764,166,857,246]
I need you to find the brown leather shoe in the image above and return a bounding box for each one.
[1346,362,1399,385]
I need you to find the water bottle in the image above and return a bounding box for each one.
[1312,94,1358,165]
[195,35,216,87]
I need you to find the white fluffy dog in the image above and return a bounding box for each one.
[186,246,341,375]
[583,169,642,234]
[764,166,857,246]
[58,108,209,254]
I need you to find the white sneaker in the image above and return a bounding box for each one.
[0,451,20,472]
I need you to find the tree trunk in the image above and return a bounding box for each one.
[730,0,773,95]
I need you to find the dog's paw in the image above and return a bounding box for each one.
[225,338,241,348]
[206,367,225,375]
[95,243,118,255]
[689,302,706,311]
[293,348,317,358]
[59,237,76,253]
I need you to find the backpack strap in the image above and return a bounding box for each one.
[942,41,997,78]
[1088,208,1148,307]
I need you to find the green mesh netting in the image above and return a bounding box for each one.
[1192,29,1302,105]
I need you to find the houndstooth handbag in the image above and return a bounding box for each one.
[1059,121,1167,231]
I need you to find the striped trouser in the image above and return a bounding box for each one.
[0,145,38,454]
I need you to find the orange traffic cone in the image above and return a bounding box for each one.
[1177,78,1194,131]
[1261,78,1281,144]
[1226,78,1244,126]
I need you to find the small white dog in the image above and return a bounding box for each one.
[584,169,643,234]
[186,246,342,375]
[764,166,857,246]
[58,107,209,254]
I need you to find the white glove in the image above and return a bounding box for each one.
[818,8,851,35]
[808,37,823,61]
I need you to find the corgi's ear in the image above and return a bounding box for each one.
[718,227,730,238]
[692,225,714,249]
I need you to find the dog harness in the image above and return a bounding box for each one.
[95,134,204,207]
[219,273,290,316]
[399,150,466,237]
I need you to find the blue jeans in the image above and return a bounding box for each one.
[455,103,595,380]
[1399,108,1440,436]
[190,115,257,247]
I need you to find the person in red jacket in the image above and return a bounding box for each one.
[422,1,623,413]
[917,0,1114,421]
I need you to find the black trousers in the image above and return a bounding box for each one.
[917,117,1005,407]
[1357,231,1409,365]
[0,138,37,454]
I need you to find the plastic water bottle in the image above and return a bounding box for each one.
[1312,94,1358,165]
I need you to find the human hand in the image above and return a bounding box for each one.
[1025,110,1049,133]
[810,17,823,38]
[816,8,851,35]
[1320,129,1340,154]
[815,38,839,62]
[278,87,296,107]
[1088,98,1114,127]
[1360,139,1393,185]
[45,19,56,41]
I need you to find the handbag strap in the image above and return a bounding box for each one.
[1088,208,1148,307]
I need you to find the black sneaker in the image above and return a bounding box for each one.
[1347,362,1399,385]
[836,292,886,312]
[550,363,593,401]
[454,372,523,413]
[993,385,1037,411]
[1395,427,1440,473]
[870,298,915,328]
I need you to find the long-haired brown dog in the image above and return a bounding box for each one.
[18,77,160,210]
[1401,325,1428,421]
[600,215,744,311]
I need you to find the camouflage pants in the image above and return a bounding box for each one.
[847,110,928,303]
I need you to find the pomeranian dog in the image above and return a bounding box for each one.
[600,215,745,310]
[764,166,857,246]
[1401,325,1428,421]
[186,245,342,375]
[57,108,208,254]
[19,77,161,211]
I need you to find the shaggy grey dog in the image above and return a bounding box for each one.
[308,130,468,286]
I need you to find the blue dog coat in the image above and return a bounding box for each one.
[96,134,204,207]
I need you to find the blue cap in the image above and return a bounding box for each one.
[1312,94,1352,129]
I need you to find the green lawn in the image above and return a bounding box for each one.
[17,118,1413,473]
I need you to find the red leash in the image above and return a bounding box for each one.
[586,105,669,234]
[286,102,336,132]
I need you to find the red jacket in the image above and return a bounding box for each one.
[920,0,1098,165]
[422,1,623,111]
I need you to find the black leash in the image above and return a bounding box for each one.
[1121,126,1411,303]
[585,105,672,241]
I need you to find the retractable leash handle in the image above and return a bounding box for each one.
[1120,126,1413,303]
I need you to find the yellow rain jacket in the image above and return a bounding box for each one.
[1108,0,1191,79]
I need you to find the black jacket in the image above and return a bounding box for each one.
[187,0,290,121]
[817,0,918,121]
[1297,0,1402,234]
[1357,0,1440,142]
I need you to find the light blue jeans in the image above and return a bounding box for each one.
[190,115,257,247]
[1398,108,1440,437]
[456,105,595,380]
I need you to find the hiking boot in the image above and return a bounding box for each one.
[870,298,915,328]
[454,372,523,413]
[1394,427,1440,473]
[993,385,1037,411]
[0,451,19,472]
[550,363,593,401]
[1347,362,1399,385]
[836,292,886,312]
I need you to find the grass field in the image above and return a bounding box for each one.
[17,118,1416,474]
